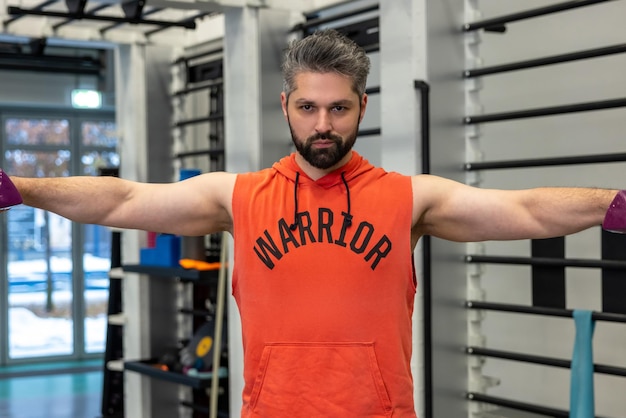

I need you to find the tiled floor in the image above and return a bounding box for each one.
[0,361,103,418]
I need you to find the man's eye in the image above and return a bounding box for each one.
[332,106,346,112]
[301,105,313,111]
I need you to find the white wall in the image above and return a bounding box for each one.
[472,1,626,416]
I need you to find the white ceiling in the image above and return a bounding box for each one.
[0,0,349,47]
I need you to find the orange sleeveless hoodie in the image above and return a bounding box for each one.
[231,152,417,417]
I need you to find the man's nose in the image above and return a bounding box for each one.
[315,110,332,133]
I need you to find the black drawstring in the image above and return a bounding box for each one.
[289,172,300,230]
[341,172,353,227]
[290,171,353,230]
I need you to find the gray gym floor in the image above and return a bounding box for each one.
[0,361,103,418]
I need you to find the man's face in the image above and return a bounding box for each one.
[281,72,368,170]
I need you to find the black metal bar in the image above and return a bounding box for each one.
[469,392,613,418]
[7,6,195,29]
[463,0,614,32]
[365,86,380,95]
[415,79,431,418]
[65,0,87,15]
[121,0,144,19]
[3,0,56,25]
[52,3,111,30]
[175,149,225,159]
[173,47,223,65]
[361,44,380,54]
[0,53,102,75]
[98,7,163,34]
[0,51,100,65]
[363,44,380,54]
[466,300,626,323]
[465,97,626,124]
[467,346,626,377]
[174,113,224,128]
[532,237,566,308]
[467,392,570,417]
[173,81,224,97]
[465,152,626,171]
[465,43,626,78]
[484,25,506,33]
[291,4,379,32]
[466,254,626,269]
[357,128,380,137]
[144,12,211,37]
[415,81,431,175]
[601,230,626,314]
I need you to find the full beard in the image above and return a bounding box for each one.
[289,125,358,170]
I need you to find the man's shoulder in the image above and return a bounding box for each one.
[233,167,282,191]
[235,166,277,181]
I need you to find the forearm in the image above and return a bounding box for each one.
[12,176,132,226]
[520,187,618,237]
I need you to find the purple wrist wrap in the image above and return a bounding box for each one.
[602,190,626,233]
[0,169,23,210]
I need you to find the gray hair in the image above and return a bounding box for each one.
[282,29,371,99]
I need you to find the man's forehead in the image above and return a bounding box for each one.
[290,72,359,102]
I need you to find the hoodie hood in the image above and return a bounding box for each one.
[272,151,375,230]
[272,151,374,188]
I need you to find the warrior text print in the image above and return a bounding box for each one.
[253,207,392,270]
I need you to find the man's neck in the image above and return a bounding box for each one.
[294,151,353,181]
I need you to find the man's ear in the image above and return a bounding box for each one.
[280,92,288,120]
[359,93,368,122]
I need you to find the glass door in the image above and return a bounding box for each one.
[2,114,118,363]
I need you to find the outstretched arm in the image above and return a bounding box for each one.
[10,172,236,236]
[412,174,618,242]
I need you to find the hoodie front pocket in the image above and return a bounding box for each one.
[249,342,392,418]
